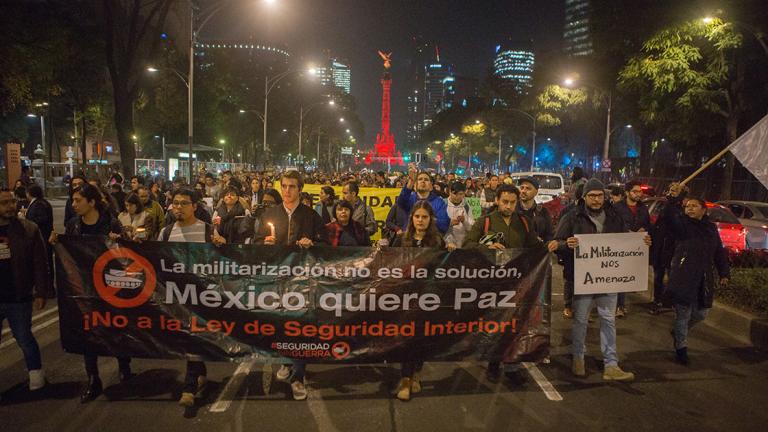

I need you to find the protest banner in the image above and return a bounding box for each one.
[574,232,649,295]
[55,237,551,364]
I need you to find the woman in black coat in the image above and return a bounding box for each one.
[663,184,730,365]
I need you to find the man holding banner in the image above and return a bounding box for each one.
[554,178,651,382]
[253,171,328,401]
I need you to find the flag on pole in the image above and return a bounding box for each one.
[730,113,768,190]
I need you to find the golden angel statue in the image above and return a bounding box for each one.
[378,51,392,69]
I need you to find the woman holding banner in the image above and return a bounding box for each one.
[50,183,132,403]
[663,184,730,365]
[391,201,445,401]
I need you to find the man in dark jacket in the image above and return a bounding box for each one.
[554,178,648,382]
[0,187,51,391]
[252,171,327,401]
[24,184,54,294]
[516,176,554,242]
[663,184,730,365]
[612,180,652,317]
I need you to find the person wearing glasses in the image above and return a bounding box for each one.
[612,180,652,318]
[157,189,218,416]
[554,178,651,382]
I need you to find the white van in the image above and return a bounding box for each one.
[509,172,565,203]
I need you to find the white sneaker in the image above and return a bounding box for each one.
[276,365,292,381]
[29,369,45,391]
[291,379,308,401]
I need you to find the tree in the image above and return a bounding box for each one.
[101,0,175,177]
[618,18,746,198]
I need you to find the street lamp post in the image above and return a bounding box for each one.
[506,108,536,171]
[563,78,612,174]
[264,70,301,163]
[298,100,334,167]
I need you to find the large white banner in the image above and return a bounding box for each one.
[574,232,649,295]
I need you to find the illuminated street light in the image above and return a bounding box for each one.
[219,139,226,144]
[702,16,715,24]
[563,77,575,87]
[339,118,345,123]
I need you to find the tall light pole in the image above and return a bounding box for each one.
[263,69,303,162]
[563,77,611,172]
[298,99,334,166]
[506,108,536,171]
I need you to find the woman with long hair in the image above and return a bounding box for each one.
[391,201,444,401]
[212,186,252,244]
[50,183,131,403]
[117,192,156,240]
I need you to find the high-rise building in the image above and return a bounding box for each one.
[493,41,535,94]
[423,62,453,128]
[315,56,351,96]
[444,75,478,109]
[406,37,434,146]
[563,0,593,57]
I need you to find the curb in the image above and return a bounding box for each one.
[631,289,767,349]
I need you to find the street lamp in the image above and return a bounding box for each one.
[505,108,537,171]
[563,76,612,172]
[263,67,316,164]
[298,99,334,166]
[27,109,48,196]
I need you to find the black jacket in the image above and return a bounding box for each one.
[613,200,651,233]
[26,198,53,240]
[554,202,627,282]
[253,204,328,246]
[664,197,730,308]
[516,202,554,241]
[64,212,122,236]
[2,218,51,301]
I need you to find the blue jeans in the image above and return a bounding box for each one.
[0,302,42,371]
[572,293,618,366]
[673,303,709,349]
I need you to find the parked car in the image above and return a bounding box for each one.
[510,172,565,204]
[645,197,747,253]
[716,200,768,250]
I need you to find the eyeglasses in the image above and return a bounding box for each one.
[172,200,192,207]
[585,193,604,200]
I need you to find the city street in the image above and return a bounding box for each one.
[0,203,766,432]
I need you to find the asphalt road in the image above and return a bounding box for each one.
[0,201,766,431]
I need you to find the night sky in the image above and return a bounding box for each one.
[205,0,562,147]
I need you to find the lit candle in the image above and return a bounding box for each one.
[267,222,275,238]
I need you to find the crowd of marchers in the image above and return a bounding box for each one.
[0,164,728,414]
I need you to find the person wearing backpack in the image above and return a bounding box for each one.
[157,188,219,417]
[462,184,557,383]
[444,181,474,251]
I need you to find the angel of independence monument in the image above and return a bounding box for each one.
[364,51,404,171]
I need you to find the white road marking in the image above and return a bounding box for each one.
[209,359,257,413]
[522,362,563,402]
[1,307,58,338]
[0,316,59,350]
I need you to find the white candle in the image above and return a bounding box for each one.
[267,222,275,238]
